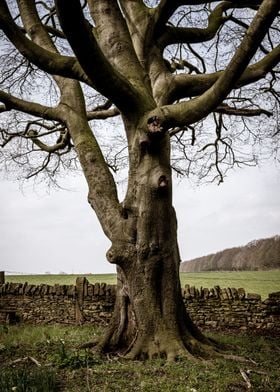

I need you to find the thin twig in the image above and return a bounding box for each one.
[240,368,252,389]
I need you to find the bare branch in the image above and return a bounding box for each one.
[159,2,231,47]
[0,0,91,85]
[55,0,154,115]
[25,152,51,179]
[26,126,71,153]
[215,104,273,117]
[0,90,60,120]
[153,0,220,36]
[168,44,280,102]
[87,107,120,121]
[149,0,280,128]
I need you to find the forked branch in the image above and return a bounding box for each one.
[55,0,152,115]
[148,0,280,128]
[0,0,91,85]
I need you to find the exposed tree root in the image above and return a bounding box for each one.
[78,340,98,350]
[121,338,223,362]
[95,326,226,362]
[78,330,252,365]
[220,353,255,364]
[78,264,249,363]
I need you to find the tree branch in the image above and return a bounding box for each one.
[0,90,60,120]
[159,2,231,47]
[168,44,280,102]
[153,0,220,35]
[87,107,120,121]
[43,24,65,39]
[215,104,273,117]
[152,0,262,37]
[117,0,153,65]
[18,23,65,39]
[0,0,91,85]
[25,153,52,179]
[148,0,280,127]
[1,0,123,240]
[55,0,154,115]
[64,113,122,241]
[89,0,148,83]
[27,127,71,153]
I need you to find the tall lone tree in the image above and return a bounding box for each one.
[0,0,279,359]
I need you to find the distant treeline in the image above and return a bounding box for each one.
[180,235,280,272]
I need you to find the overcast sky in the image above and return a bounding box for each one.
[1,161,279,274]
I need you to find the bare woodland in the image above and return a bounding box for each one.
[0,0,279,359]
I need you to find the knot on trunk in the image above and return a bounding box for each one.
[147,116,164,138]
[106,243,135,265]
[158,175,168,188]
[85,151,96,164]
[149,170,170,197]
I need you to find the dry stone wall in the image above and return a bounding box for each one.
[182,285,280,331]
[0,278,279,332]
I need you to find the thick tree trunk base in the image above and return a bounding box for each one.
[91,239,227,362]
[96,322,222,361]
[94,278,222,361]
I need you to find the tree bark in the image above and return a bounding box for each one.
[95,119,216,360]
[100,245,215,360]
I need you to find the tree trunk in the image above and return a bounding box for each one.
[100,244,216,360]
[96,121,217,360]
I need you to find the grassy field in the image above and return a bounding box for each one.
[6,270,280,299]
[0,324,279,391]
[180,270,280,299]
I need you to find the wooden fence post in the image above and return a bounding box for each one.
[75,277,87,324]
[0,271,5,284]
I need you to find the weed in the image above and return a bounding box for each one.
[51,344,101,369]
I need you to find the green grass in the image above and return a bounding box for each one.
[0,367,57,392]
[6,270,280,299]
[0,324,279,391]
[180,270,280,299]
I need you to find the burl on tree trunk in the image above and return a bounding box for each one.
[93,118,219,360]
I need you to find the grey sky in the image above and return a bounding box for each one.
[1,162,279,274]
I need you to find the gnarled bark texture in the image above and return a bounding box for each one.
[94,120,214,360]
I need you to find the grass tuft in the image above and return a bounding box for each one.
[0,367,58,392]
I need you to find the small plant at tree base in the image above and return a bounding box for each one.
[51,339,101,369]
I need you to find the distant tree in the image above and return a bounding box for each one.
[0,0,279,360]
